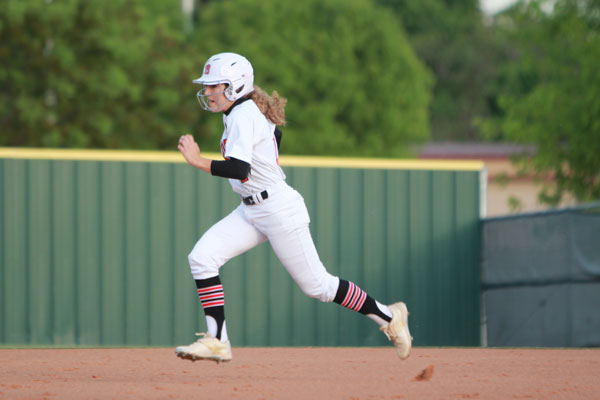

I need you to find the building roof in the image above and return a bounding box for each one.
[417,142,536,160]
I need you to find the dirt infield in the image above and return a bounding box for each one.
[1,347,598,399]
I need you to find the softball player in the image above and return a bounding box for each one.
[175,52,411,362]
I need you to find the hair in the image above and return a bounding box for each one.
[248,85,287,126]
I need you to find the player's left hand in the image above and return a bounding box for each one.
[178,134,203,168]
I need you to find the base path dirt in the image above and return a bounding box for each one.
[1,347,598,399]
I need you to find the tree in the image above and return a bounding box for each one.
[1,0,432,156]
[377,0,508,141]
[190,0,432,157]
[483,0,600,204]
[0,0,198,149]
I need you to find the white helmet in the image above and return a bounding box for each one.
[193,52,254,110]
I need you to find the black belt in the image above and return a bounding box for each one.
[242,190,269,205]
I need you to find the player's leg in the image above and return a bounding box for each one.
[255,187,385,309]
[256,187,411,359]
[188,204,267,340]
[267,215,393,326]
[175,205,267,362]
[271,225,411,359]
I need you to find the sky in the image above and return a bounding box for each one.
[480,0,518,14]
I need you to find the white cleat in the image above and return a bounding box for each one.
[175,333,232,363]
[380,302,412,360]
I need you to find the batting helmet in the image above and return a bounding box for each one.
[194,52,254,110]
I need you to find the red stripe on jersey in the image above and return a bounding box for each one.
[220,139,227,158]
[273,136,279,165]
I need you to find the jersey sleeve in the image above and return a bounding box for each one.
[223,112,254,164]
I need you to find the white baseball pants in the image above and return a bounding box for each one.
[187,181,340,303]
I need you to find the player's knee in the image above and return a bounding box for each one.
[187,252,219,280]
[298,275,339,303]
[299,285,325,301]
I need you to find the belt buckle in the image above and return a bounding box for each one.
[243,190,268,206]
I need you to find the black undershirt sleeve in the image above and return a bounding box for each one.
[210,157,251,180]
[274,126,282,151]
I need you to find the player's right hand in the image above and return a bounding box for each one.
[178,134,203,169]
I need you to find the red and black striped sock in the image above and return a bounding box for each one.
[333,279,392,323]
[195,276,226,340]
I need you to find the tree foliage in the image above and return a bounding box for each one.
[483,0,600,204]
[0,0,198,149]
[1,0,431,157]
[377,0,508,141]
[191,0,432,157]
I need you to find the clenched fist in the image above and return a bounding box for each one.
[178,134,211,172]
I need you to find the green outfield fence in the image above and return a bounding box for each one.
[0,148,484,347]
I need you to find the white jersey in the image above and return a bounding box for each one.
[220,99,286,197]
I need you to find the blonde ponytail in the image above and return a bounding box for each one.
[249,85,287,126]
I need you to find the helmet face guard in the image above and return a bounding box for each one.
[196,86,230,112]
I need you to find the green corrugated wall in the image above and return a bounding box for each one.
[0,149,482,347]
